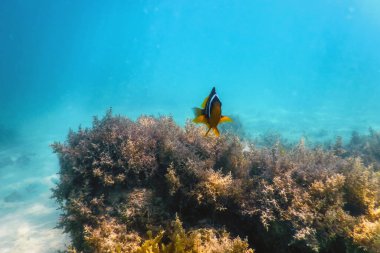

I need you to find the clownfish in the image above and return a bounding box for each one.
[192,87,233,136]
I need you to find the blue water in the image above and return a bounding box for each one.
[1,1,380,251]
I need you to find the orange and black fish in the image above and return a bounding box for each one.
[193,87,232,136]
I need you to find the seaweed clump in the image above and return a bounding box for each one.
[52,110,380,253]
[346,128,380,171]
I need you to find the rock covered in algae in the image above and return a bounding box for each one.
[52,110,380,253]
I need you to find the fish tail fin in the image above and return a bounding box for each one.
[205,127,212,136]
[220,115,233,123]
[212,127,220,137]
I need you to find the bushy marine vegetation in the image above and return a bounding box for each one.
[52,110,380,253]
[344,128,380,171]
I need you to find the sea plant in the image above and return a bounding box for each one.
[52,110,380,253]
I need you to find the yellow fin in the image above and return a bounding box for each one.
[220,115,233,123]
[213,127,220,137]
[193,115,207,124]
[205,127,212,136]
[201,96,209,108]
[193,107,203,117]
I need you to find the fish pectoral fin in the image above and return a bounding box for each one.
[212,127,220,137]
[220,115,233,123]
[193,115,208,124]
[193,107,204,117]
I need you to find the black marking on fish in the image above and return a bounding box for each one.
[205,87,221,118]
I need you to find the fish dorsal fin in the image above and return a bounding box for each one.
[220,116,233,123]
[201,96,209,108]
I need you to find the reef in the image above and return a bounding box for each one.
[52,110,380,253]
[345,128,380,171]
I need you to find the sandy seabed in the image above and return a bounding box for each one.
[0,136,68,253]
